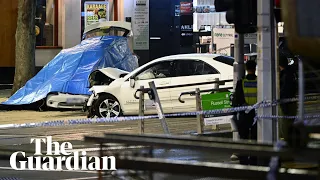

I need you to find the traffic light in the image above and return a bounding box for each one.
[274,0,282,22]
[214,0,257,34]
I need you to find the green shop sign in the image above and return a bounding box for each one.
[201,92,232,110]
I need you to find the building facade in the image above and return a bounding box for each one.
[0,0,234,84]
[0,0,124,84]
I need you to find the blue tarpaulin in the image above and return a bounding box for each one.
[2,36,138,105]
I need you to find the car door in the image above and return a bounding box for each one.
[119,61,174,115]
[170,59,221,112]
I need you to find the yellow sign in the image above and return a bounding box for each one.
[84,2,109,27]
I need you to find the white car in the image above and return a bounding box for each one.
[46,21,135,109]
[86,54,234,118]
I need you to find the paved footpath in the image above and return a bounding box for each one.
[0,89,231,143]
[0,89,234,179]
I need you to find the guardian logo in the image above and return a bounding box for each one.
[10,136,116,171]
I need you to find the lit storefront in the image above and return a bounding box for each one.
[0,0,121,84]
[35,0,114,48]
[192,0,284,56]
[35,0,57,47]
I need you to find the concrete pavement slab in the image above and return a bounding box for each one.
[0,89,10,103]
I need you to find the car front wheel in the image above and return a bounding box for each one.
[94,94,122,118]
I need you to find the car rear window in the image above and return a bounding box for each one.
[213,56,234,66]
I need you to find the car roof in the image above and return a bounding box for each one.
[152,53,234,66]
[154,53,223,61]
[125,53,234,79]
[83,21,132,34]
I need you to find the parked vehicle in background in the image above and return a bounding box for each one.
[86,54,234,118]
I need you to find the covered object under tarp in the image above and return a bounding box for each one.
[2,36,138,105]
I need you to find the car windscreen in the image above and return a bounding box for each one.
[82,27,129,40]
[213,56,234,66]
[89,70,114,87]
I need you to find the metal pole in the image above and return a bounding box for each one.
[148,147,154,180]
[298,57,305,123]
[148,81,170,134]
[234,33,245,86]
[212,78,220,131]
[296,56,306,148]
[270,0,278,142]
[274,19,280,142]
[138,86,145,134]
[257,0,273,143]
[232,33,245,141]
[196,88,204,134]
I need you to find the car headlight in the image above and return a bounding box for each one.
[88,88,95,95]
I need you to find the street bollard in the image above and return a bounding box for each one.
[138,86,145,134]
[195,88,204,134]
[149,81,170,134]
[212,78,220,131]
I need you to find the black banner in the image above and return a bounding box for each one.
[180,0,193,48]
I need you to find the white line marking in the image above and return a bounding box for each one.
[68,146,145,152]
[0,167,96,173]
[60,176,99,180]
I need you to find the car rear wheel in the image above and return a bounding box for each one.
[94,94,122,118]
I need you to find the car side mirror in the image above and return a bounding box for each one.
[130,77,135,88]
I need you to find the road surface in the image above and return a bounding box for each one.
[0,89,242,179]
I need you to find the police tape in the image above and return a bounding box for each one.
[1,111,319,130]
[245,95,320,113]
[259,95,320,107]
[0,100,258,129]
[255,114,320,120]
[0,95,319,129]
[0,115,158,129]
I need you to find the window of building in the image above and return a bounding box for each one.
[35,0,59,47]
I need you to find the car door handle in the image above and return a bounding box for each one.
[159,81,169,85]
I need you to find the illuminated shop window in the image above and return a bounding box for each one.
[35,0,58,47]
